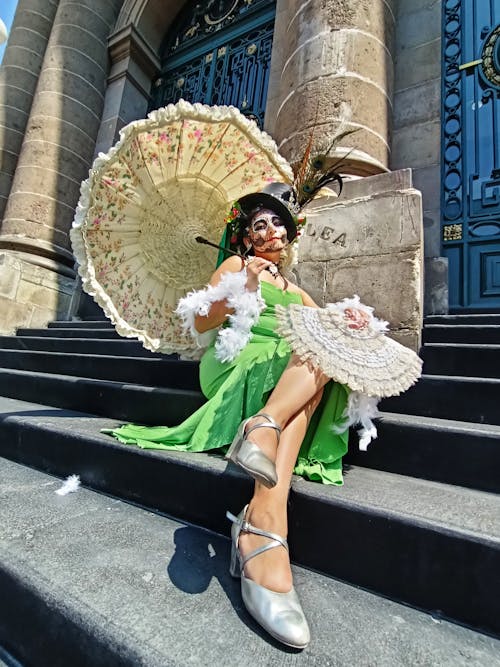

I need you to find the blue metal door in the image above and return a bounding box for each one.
[150,1,275,128]
[442,0,500,310]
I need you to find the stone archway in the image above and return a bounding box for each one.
[94,0,190,155]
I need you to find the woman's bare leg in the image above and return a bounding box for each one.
[245,355,330,462]
[238,388,324,592]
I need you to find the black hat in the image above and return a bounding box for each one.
[236,182,299,242]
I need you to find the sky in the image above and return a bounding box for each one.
[0,0,19,64]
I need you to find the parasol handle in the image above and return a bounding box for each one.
[195,236,246,260]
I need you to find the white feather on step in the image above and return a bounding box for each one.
[55,474,81,496]
[332,391,381,450]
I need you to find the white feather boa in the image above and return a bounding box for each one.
[175,269,265,363]
[333,391,381,451]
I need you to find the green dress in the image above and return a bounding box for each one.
[105,281,350,484]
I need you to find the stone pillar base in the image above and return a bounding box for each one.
[424,257,449,315]
[0,251,75,334]
[294,169,423,352]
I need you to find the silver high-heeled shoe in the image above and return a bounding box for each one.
[224,412,280,488]
[226,506,310,649]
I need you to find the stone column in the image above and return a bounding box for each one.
[94,24,159,156]
[0,0,124,334]
[0,0,59,220]
[265,0,396,176]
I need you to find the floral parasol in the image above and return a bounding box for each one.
[71,100,293,355]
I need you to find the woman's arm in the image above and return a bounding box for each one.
[193,256,240,333]
[194,255,274,333]
[299,287,320,308]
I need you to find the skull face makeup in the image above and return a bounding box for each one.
[246,208,288,252]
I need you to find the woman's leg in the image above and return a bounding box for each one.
[237,388,324,592]
[246,354,330,462]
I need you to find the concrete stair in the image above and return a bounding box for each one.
[0,313,499,663]
[2,459,499,667]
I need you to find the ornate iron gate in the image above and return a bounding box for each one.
[150,0,276,128]
[442,0,500,310]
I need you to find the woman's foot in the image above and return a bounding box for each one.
[227,504,310,649]
[237,504,292,593]
[225,412,281,487]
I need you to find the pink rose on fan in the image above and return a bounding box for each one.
[344,307,371,330]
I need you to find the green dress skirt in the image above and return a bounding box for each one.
[105,281,350,485]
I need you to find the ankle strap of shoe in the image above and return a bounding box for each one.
[226,510,288,548]
[226,510,289,572]
[245,412,282,438]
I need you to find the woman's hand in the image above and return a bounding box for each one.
[245,256,274,291]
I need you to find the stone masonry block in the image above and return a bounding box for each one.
[391,120,441,170]
[30,296,71,328]
[412,165,440,212]
[0,253,21,299]
[21,262,74,294]
[393,78,441,130]
[17,280,62,310]
[276,77,390,156]
[299,189,422,263]
[342,169,412,199]
[324,250,422,330]
[0,251,74,333]
[394,38,441,91]
[388,329,421,350]
[281,29,392,100]
[396,2,441,49]
[292,261,326,307]
[0,295,33,335]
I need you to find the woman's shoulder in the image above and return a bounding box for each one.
[208,255,245,286]
[217,255,245,273]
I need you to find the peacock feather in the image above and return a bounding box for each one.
[292,128,358,208]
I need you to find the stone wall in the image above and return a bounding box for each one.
[0,253,74,333]
[294,169,423,351]
[391,0,446,313]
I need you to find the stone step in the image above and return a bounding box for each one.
[423,325,500,344]
[425,314,500,325]
[3,459,499,667]
[0,368,204,425]
[0,335,163,358]
[48,320,114,328]
[421,344,500,378]
[345,412,500,493]
[0,368,497,492]
[16,327,123,339]
[0,350,199,390]
[4,339,499,427]
[1,396,499,638]
[381,374,500,425]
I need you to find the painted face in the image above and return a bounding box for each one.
[247,208,288,251]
